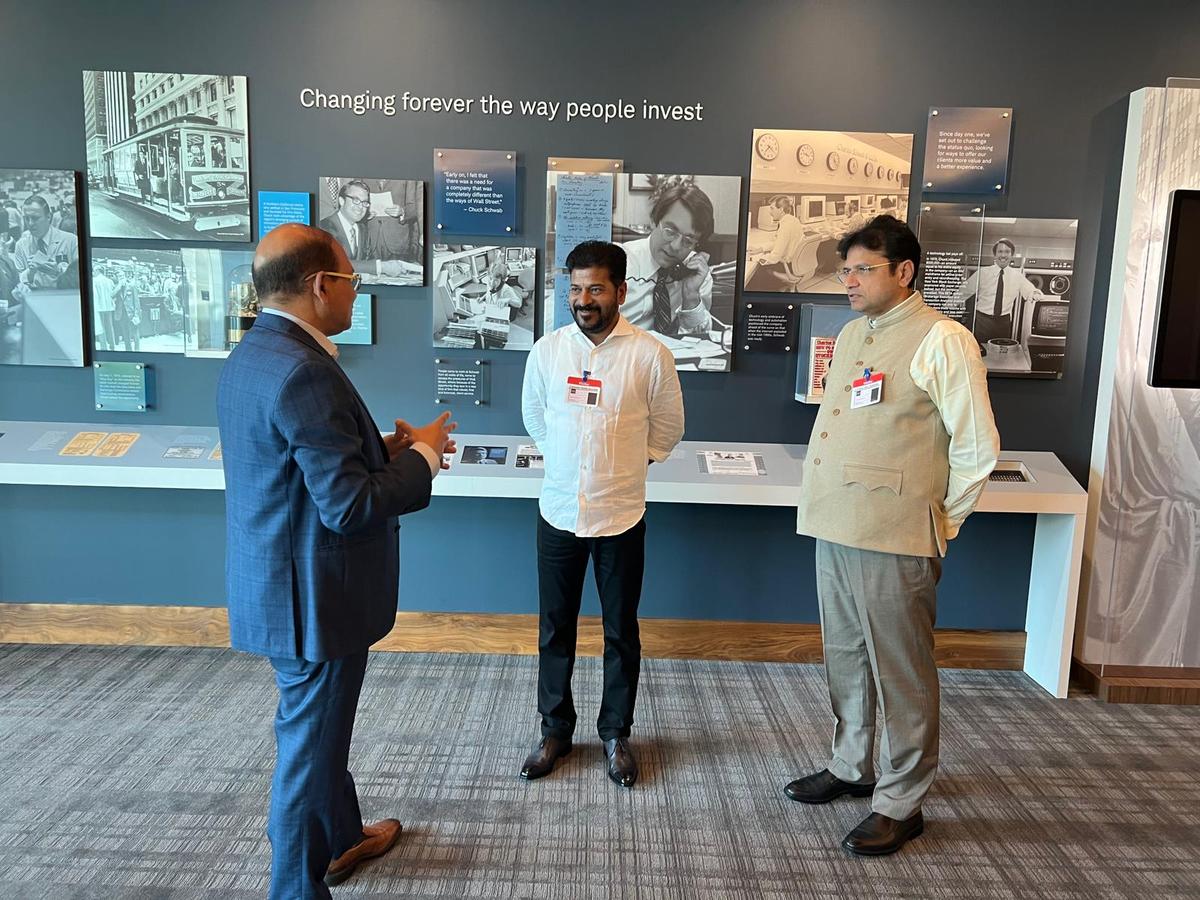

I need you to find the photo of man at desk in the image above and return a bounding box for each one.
[612,173,741,372]
[432,244,536,351]
[744,128,911,294]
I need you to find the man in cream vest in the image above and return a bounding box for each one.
[790,215,1000,856]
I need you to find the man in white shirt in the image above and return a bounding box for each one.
[14,195,77,289]
[519,240,684,788]
[791,215,999,856]
[954,238,1044,345]
[745,197,805,291]
[91,265,117,351]
[621,182,714,337]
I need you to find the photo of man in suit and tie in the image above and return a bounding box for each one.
[217,223,456,899]
[318,177,424,286]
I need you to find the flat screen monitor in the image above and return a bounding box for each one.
[1150,189,1200,387]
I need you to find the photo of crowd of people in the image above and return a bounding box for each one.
[0,168,85,367]
[612,173,741,372]
[432,245,536,351]
[745,129,912,295]
[89,248,187,354]
[318,177,424,286]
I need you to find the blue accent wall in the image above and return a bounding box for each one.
[6,0,1192,626]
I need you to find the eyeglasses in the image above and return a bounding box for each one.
[835,262,893,284]
[305,271,362,291]
[658,222,701,251]
[342,195,370,208]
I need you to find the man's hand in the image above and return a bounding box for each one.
[678,251,710,311]
[409,410,458,458]
[383,418,414,461]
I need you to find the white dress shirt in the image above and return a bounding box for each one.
[622,237,713,335]
[521,314,685,537]
[954,263,1041,317]
[260,307,440,478]
[91,272,116,313]
[867,293,1000,537]
[14,225,77,287]
[759,213,805,266]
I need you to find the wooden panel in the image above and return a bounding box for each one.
[1070,659,1200,705]
[0,603,1025,669]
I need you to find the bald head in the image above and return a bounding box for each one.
[252,223,341,305]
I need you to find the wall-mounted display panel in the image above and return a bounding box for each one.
[432,245,535,351]
[613,173,741,372]
[1,168,85,367]
[917,203,1078,378]
[83,70,250,241]
[745,129,912,295]
[317,177,424,286]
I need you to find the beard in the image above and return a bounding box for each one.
[571,302,617,335]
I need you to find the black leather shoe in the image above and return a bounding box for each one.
[520,735,572,780]
[784,769,876,804]
[841,811,924,856]
[602,737,637,787]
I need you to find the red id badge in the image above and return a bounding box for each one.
[850,372,884,409]
[566,375,602,406]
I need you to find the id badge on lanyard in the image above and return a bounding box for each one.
[850,368,884,409]
[566,370,602,407]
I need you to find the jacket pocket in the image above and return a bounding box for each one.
[842,463,903,496]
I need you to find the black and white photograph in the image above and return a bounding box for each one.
[83,71,250,241]
[745,129,912,294]
[917,205,1078,377]
[432,245,535,350]
[90,248,186,354]
[318,177,424,286]
[460,445,508,465]
[0,168,85,367]
[613,173,741,372]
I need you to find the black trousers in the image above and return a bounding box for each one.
[974,310,1013,343]
[536,515,646,741]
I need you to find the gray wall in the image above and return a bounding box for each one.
[4,0,1199,626]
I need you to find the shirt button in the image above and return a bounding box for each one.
[813,458,821,465]
[854,360,863,366]
[844,385,851,392]
[865,337,874,344]
[833,409,841,416]
[820,431,828,439]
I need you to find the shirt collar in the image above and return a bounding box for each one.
[571,313,634,347]
[260,307,340,359]
[867,291,923,330]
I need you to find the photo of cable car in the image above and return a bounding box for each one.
[84,71,250,241]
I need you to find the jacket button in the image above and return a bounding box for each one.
[833,409,841,416]
[820,431,828,439]
[813,458,821,465]
[865,336,874,344]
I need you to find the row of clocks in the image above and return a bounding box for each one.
[754,132,905,183]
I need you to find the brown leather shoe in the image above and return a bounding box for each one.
[520,735,573,780]
[841,811,924,856]
[324,818,403,886]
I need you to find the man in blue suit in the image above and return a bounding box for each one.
[217,223,456,899]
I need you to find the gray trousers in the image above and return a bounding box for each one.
[815,539,941,820]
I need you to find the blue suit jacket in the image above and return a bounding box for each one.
[216,313,432,661]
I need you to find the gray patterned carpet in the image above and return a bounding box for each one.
[0,645,1196,899]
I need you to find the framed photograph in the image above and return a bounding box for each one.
[83,71,250,241]
[318,177,424,286]
[432,245,536,351]
[612,172,743,372]
[745,129,913,294]
[1,168,86,367]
